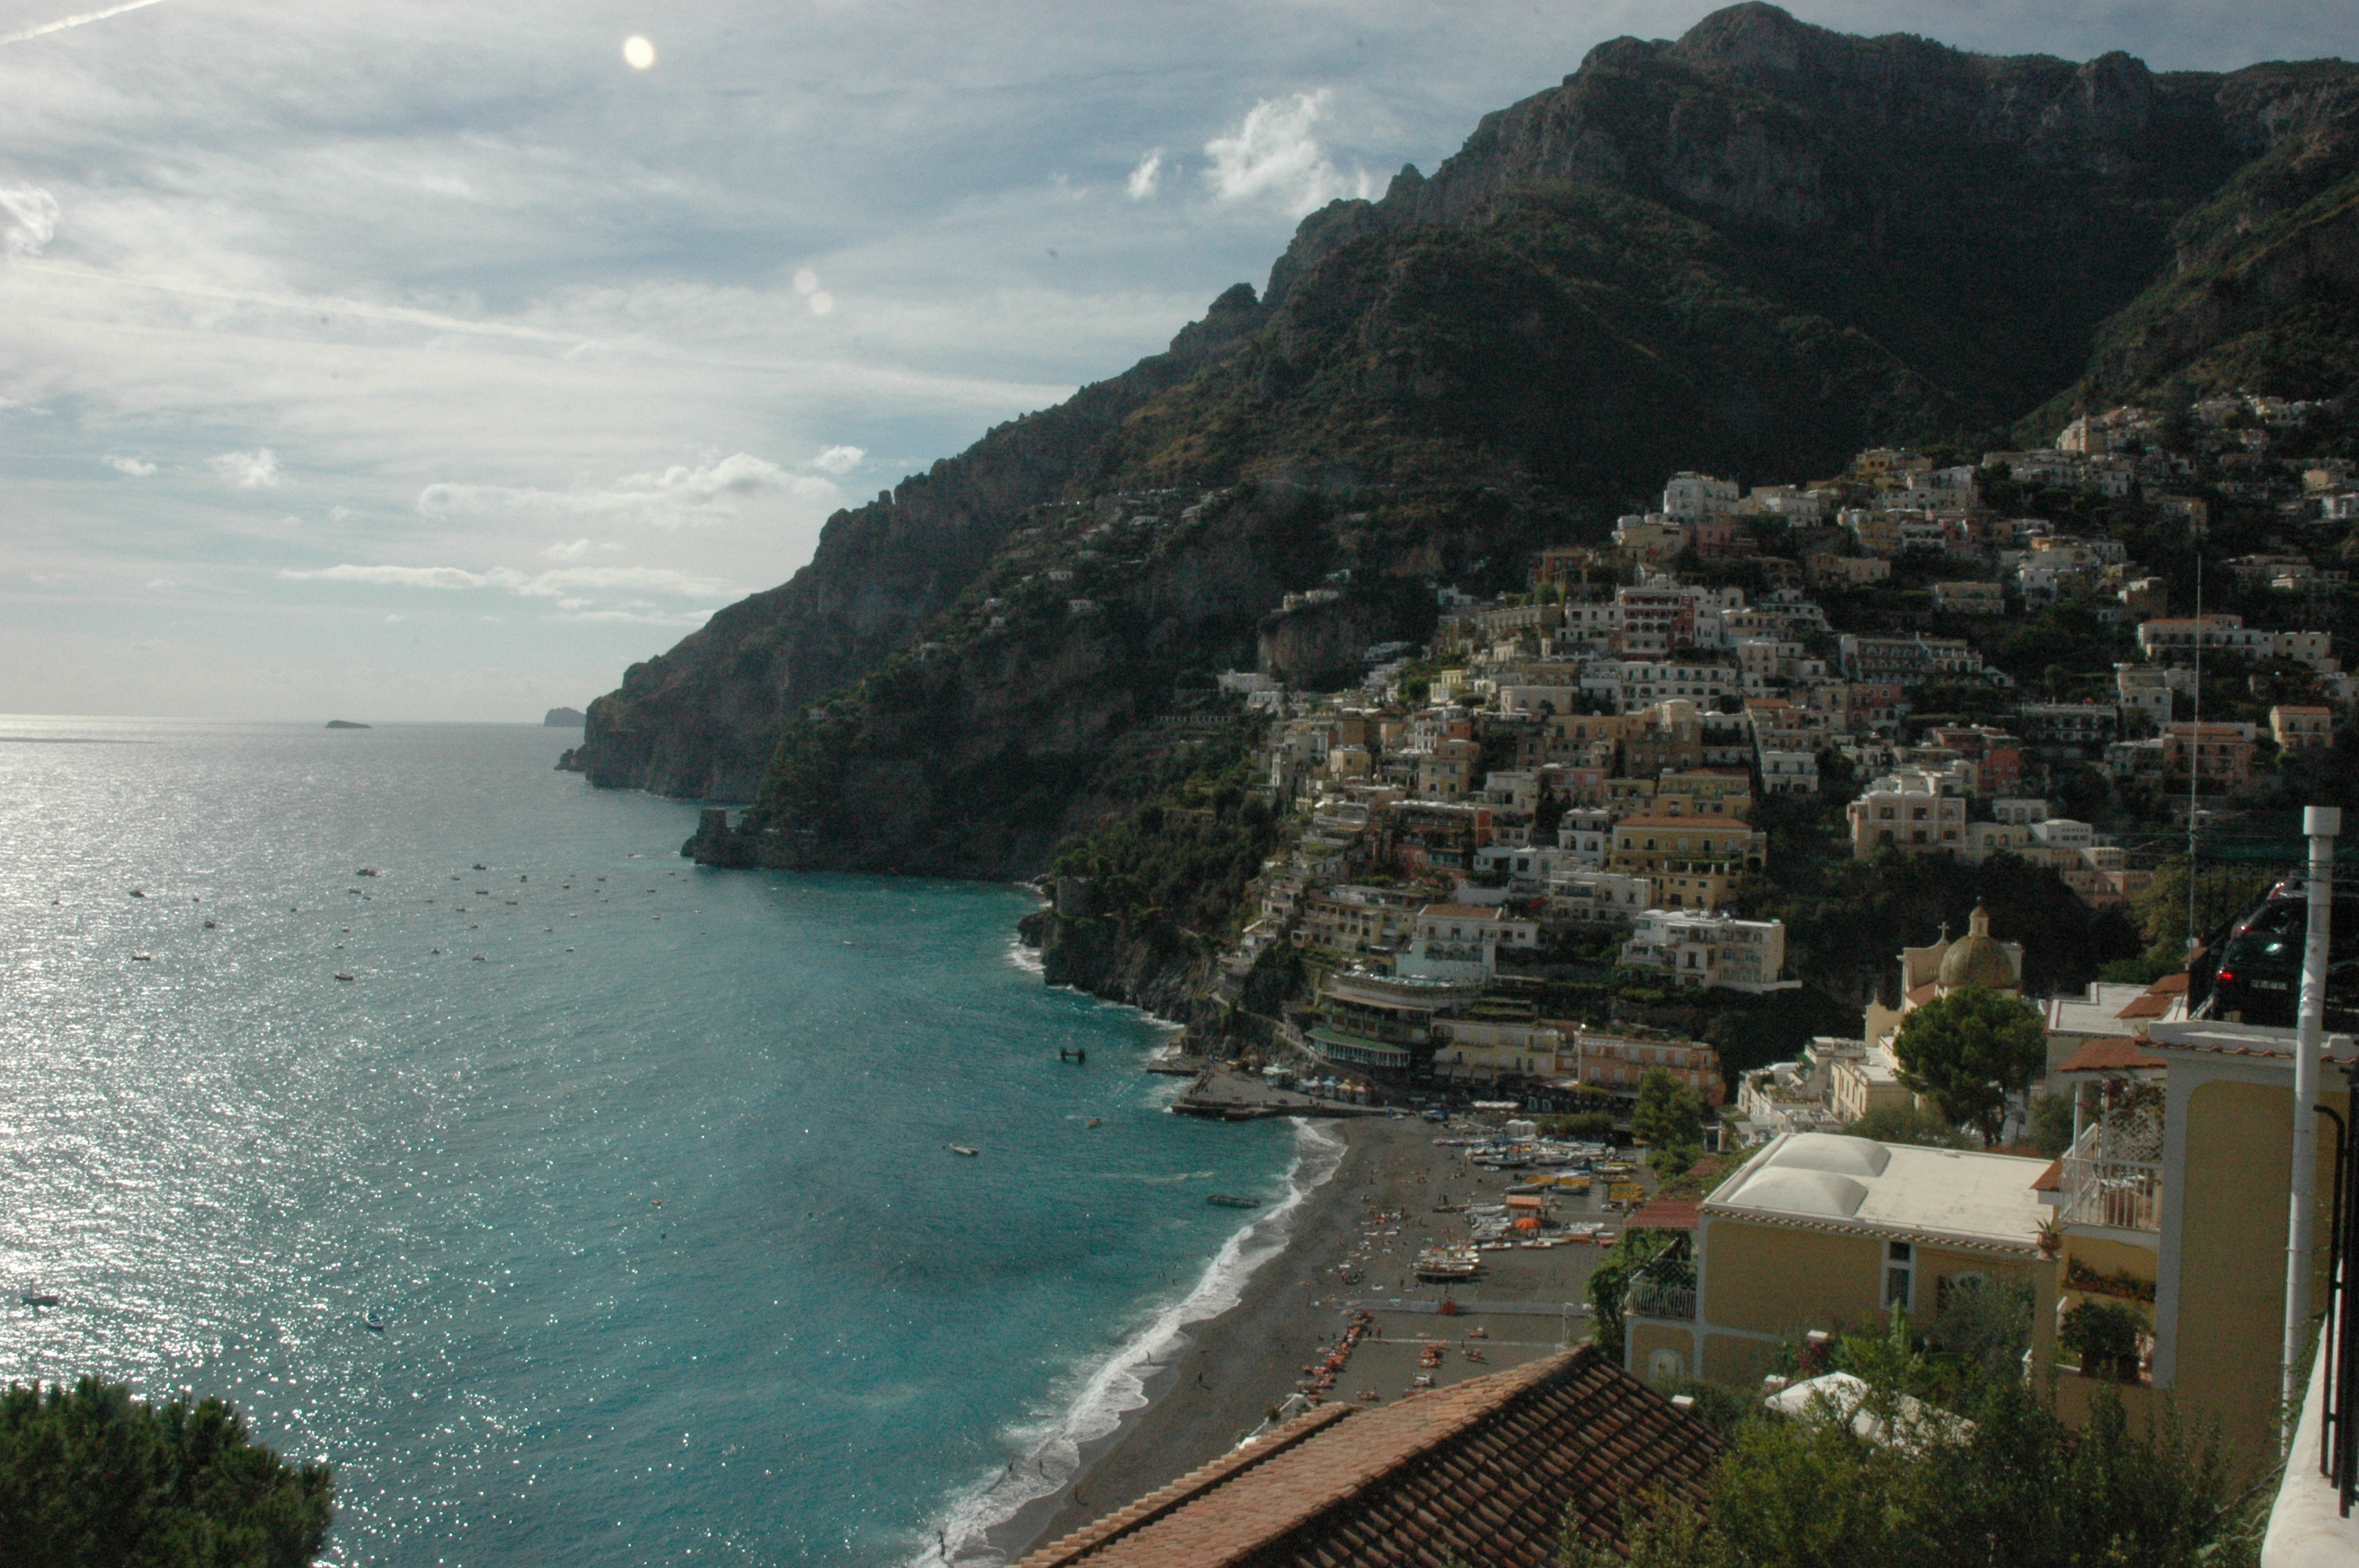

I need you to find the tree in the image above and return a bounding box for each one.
[1890,985,2047,1145]
[1631,1067,1704,1151]
[0,1377,333,1566]
[1841,1104,1971,1149]
[1565,1343,2241,1568]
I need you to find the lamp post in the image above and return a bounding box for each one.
[2288,804,2339,1450]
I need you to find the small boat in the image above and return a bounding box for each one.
[362,1310,387,1333]
[949,1145,980,1157]
[334,972,354,982]
[22,1294,60,1308]
[1205,1193,1259,1210]
[132,953,152,962]
[1058,1047,1088,1064]
[1086,1118,1102,1127]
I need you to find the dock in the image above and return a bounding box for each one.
[1169,1069,1390,1121]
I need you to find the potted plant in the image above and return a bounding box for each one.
[2036,1217,2063,1258]
[2059,1298,2146,1382]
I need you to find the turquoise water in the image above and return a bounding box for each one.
[0,719,1310,1566]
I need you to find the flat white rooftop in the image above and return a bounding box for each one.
[1704,1131,2048,1251]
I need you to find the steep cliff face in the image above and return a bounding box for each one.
[595,2,2359,880]
[572,288,1270,799]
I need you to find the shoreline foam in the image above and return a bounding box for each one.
[919,1117,1348,1567]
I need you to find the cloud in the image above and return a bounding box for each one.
[279,561,729,601]
[383,612,405,624]
[416,452,837,528]
[209,448,283,488]
[146,577,176,590]
[0,185,59,259]
[1205,91,1371,215]
[0,0,172,49]
[543,538,621,561]
[105,454,157,476]
[1125,151,1163,201]
[284,563,500,589]
[811,444,864,474]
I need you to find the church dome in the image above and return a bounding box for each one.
[1938,902,2016,991]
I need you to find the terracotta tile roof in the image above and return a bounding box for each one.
[1014,1348,1720,1568]
[2144,973,2190,996]
[2030,1157,2063,1193]
[2117,994,2172,1019]
[2055,1036,2167,1073]
[1626,1199,1702,1231]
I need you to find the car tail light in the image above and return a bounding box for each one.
[2216,970,2234,982]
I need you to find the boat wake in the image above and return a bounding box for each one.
[918,1118,1348,1566]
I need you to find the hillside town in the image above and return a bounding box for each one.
[1171,393,2353,1142]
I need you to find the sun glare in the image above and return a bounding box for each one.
[622,35,656,70]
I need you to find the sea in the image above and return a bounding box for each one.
[0,717,1330,1566]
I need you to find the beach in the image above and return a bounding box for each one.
[994,1111,1626,1561]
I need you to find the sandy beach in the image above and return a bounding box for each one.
[992,1112,1629,1561]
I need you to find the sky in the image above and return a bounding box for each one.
[1,1,2350,722]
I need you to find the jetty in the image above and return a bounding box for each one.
[1170,1067,1388,1122]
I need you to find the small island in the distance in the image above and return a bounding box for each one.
[543,707,586,728]
[324,720,371,730]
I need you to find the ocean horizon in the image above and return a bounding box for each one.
[0,717,1317,1566]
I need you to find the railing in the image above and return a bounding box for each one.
[1626,1250,1697,1322]
[2059,1104,2166,1234]
[2323,1102,2358,1519]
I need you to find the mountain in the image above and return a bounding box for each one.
[570,4,2359,874]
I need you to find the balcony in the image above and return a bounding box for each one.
[2058,1101,2165,1234]
[1626,1247,1697,1322]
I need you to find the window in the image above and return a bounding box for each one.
[1882,1240,1914,1311]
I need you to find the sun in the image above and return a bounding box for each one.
[622,36,656,71]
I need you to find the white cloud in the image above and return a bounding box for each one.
[811,444,864,474]
[807,290,834,316]
[145,576,175,590]
[1204,91,1371,216]
[105,454,156,476]
[416,452,837,528]
[792,267,819,296]
[383,612,405,623]
[1125,150,1163,201]
[0,185,58,259]
[543,538,621,561]
[279,561,729,601]
[209,448,283,488]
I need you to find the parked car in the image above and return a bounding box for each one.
[2194,874,2359,1029]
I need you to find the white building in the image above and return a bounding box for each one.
[1394,902,1540,982]
[1846,766,1970,858]
[1661,472,1739,521]
[1757,750,1820,794]
[1618,909,1795,994]
[1545,871,1653,927]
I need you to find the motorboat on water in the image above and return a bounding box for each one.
[1205,1193,1259,1210]
[362,1310,387,1333]
[949,1145,980,1157]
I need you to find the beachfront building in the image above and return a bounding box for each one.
[1307,970,1482,1073]
[1554,1029,1725,1107]
[1622,1132,2055,1388]
[1012,1350,1720,1568]
[1616,910,1794,994]
[1434,1018,1565,1083]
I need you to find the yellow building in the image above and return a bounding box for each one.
[2041,1020,2354,1473]
[1607,814,1765,912]
[1624,1131,2054,1388]
[1630,1020,2359,1482]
